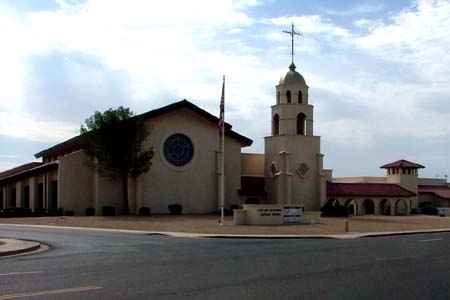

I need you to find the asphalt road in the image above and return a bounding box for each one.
[0,225,449,300]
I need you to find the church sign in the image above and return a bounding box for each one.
[283,206,302,224]
[242,204,304,225]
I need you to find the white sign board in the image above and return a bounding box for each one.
[283,206,302,224]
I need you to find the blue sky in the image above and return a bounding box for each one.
[0,0,449,178]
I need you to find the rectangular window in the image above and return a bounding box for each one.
[37,183,44,210]
[22,186,30,209]
[0,189,3,209]
[10,188,16,208]
[50,180,58,210]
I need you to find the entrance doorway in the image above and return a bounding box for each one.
[363,199,375,215]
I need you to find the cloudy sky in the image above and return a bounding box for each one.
[1,0,449,178]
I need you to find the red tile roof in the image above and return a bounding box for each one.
[380,159,425,169]
[239,176,266,196]
[418,185,450,199]
[0,162,43,180]
[327,181,416,197]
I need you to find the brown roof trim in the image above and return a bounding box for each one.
[380,159,425,169]
[34,135,79,159]
[0,162,43,180]
[326,181,417,197]
[35,99,252,158]
[0,162,58,185]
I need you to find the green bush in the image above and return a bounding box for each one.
[65,210,75,216]
[421,206,438,215]
[230,204,239,211]
[0,208,32,218]
[138,207,151,216]
[85,207,96,216]
[321,204,349,217]
[102,206,116,216]
[168,203,182,215]
[245,198,259,204]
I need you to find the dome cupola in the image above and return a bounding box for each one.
[279,63,307,86]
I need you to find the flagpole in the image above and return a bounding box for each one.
[220,75,225,226]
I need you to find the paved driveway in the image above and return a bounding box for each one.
[1,225,449,299]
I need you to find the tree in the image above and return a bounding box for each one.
[79,106,154,214]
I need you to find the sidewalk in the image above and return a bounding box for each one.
[0,214,450,236]
[0,238,41,257]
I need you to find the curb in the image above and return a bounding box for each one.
[0,239,41,257]
[1,223,450,239]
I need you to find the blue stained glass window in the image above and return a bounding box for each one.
[163,134,194,167]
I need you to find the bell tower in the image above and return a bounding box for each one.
[264,23,327,210]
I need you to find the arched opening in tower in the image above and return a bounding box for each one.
[286,90,291,103]
[297,113,306,135]
[273,114,280,135]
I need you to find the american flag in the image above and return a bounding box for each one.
[218,76,225,135]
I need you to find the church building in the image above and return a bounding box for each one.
[1,25,449,217]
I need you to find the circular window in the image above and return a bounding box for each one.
[163,133,194,167]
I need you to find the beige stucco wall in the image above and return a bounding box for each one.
[265,134,325,210]
[58,150,94,215]
[95,173,123,214]
[138,108,244,214]
[241,153,264,176]
[332,177,387,183]
[387,173,418,208]
[418,178,448,186]
[272,104,314,136]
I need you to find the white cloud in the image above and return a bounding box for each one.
[0,0,264,143]
[270,15,350,37]
[355,0,450,81]
[324,4,384,16]
[0,112,78,142]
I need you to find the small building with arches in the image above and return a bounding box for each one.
[326,181,416,216]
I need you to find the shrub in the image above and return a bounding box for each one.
[335,205,349,217]
[421,206,438,215]
[138,207,151,216]
[214,209,233,216]
[102,206,116,216]
[46,208,60,217]
[65,210,75,216]
[410,208,421,215]
[85,207,96,216]
[0,208,33,218]
[168,203,182,215]
[245,198,260,205]
[230,204,239,211]
[419,201,432,208]
[33,209,46,217]
[321,204,349,217]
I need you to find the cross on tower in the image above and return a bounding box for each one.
[283,22,302,64]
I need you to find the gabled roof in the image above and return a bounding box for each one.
[418,185,450,199]
[0,162,58,184]
[380,159,425,169]
[327,181,416,197]
[35,99,253,158]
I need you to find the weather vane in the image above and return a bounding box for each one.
[283,22,302,64]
